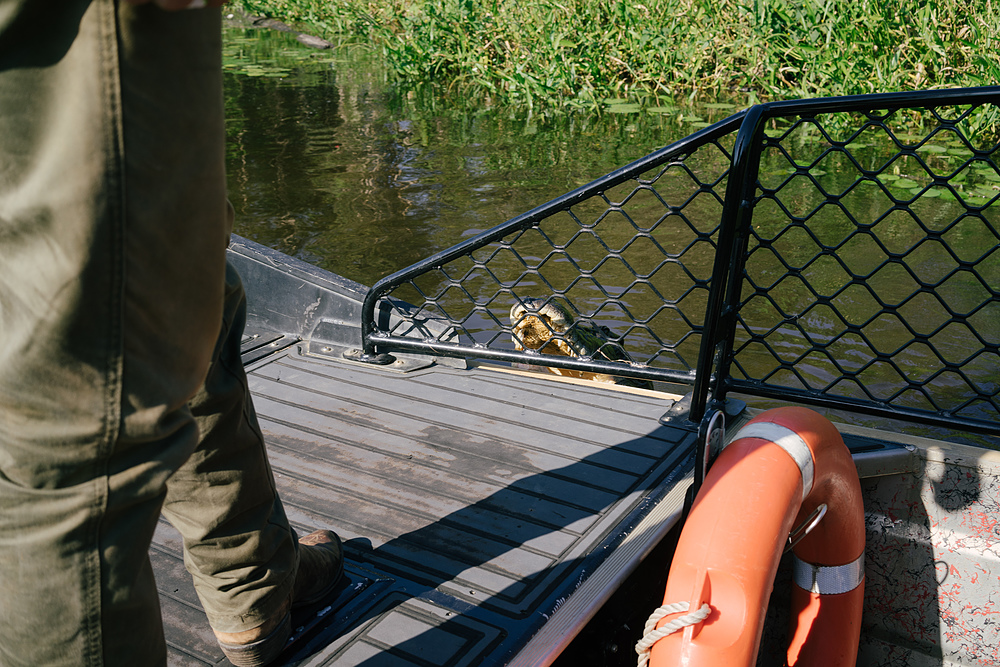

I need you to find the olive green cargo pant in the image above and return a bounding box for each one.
[0,2,297,664]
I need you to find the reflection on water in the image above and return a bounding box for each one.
[734,112,1000,446]
[223,22,734,288]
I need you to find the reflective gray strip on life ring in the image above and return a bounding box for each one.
[792,553,865,595]
[731,421,815,500]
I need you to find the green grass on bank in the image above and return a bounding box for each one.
[233,0,1000,113]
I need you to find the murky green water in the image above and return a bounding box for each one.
[222,21,736,288]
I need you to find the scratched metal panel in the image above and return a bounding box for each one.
[157,345,694,666]
[859,445,1000,666]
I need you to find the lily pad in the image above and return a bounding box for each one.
[964,194,992,206]
[607,104,642,113]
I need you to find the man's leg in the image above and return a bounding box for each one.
[161,261,299,639]
[0,3,337,664]
[0,2,231,664]
[163,259,345,667]
[116,7,339,662]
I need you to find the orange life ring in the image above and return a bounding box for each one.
[643,406,865,666]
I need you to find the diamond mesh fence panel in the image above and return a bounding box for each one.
[730,101,1000,430]
[364,118,742,386]
[363,90,1000,434]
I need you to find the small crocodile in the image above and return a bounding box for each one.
[509,298,653,390]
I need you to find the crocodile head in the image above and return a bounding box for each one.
[509,298,578,357]
[509,298,652,389]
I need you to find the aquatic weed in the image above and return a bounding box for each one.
[233,0,1000,114]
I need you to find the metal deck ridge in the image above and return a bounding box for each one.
[160,342,696,666]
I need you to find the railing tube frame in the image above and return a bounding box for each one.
[689,104,769,424]
[359,114,746,358]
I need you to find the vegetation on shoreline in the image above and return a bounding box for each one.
[232,0,999,113]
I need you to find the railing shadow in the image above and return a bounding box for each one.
[273,414,695,667]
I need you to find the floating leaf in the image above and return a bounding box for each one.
[895,178,921,188]
[704,103,736,109]
[646,106,673,114]
[607,104,642,113]
[920,144,949,153]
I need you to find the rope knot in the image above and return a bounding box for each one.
[634,601,712,667]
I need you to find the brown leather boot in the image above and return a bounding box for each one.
[214,604,291,667]
[292,529,345,607]
[214,529,345,666]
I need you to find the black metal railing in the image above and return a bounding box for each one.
[359,112,745,385]
[358,86,1000,437]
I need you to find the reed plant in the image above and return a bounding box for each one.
[234,0,1000,113]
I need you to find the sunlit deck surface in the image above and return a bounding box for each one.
[157,333,695,666]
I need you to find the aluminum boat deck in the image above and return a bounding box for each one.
[157,317,695,666]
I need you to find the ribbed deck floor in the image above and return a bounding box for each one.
[157,338,695,666]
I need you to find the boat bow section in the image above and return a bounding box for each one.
[158,237,696,666]
[157,84,1000,665]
